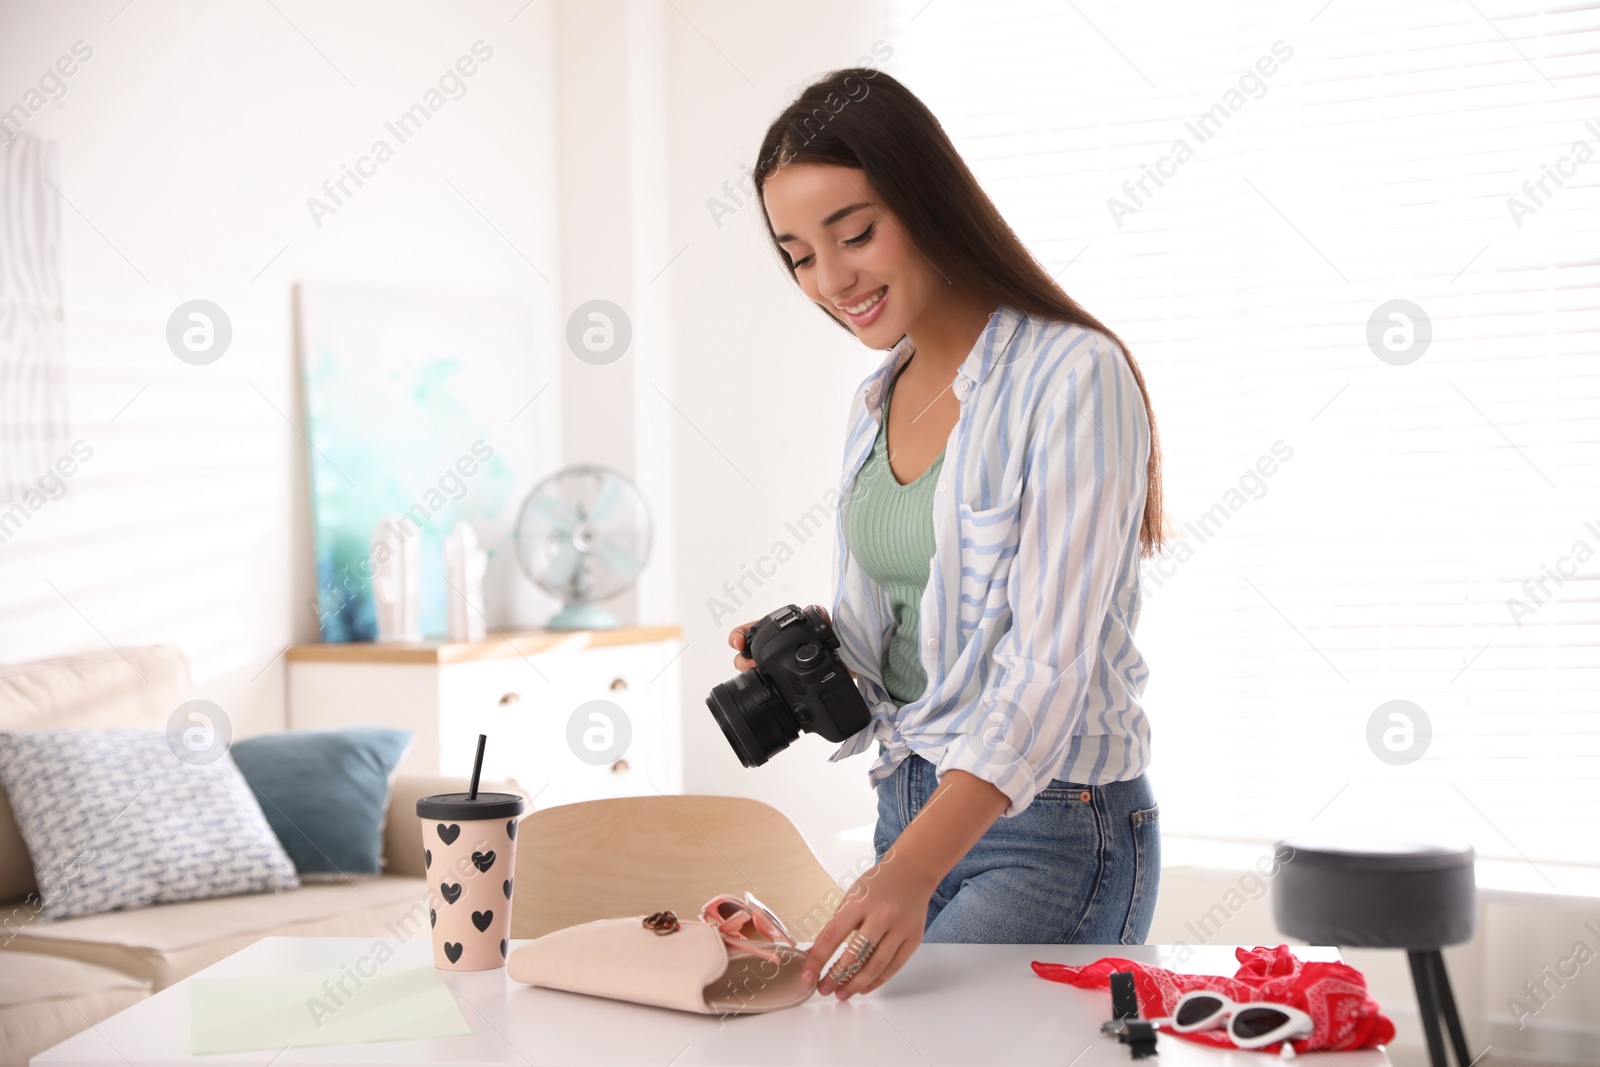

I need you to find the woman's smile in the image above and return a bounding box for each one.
[838,284,889,327]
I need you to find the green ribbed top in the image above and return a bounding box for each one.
[845,362,945,708]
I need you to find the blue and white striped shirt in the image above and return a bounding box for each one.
[826,303,1152,817]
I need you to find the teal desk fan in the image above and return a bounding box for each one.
[512,464,652,630]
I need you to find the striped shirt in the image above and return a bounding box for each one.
[826,303,1153,818]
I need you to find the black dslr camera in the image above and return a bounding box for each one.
[706,604,871,767]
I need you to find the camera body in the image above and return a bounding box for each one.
[706,603,871,767]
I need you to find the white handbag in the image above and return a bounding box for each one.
[508,895,816,1015]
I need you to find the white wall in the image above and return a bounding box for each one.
[0,0,561,738]
[547,0,679,648]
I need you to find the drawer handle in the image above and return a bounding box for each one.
[611,758,629,773]
[498,692,520,705]
[608,677,628,692]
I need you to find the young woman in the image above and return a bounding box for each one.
[727,68,1167,1001]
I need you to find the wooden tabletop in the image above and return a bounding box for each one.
[286,625,683,665]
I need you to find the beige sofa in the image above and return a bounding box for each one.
[0,645,528,1066]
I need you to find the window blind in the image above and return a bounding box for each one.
[886,0,1600,874]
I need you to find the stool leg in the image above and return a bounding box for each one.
[1427,950,1474,1067]
[1408,950,1450,1067]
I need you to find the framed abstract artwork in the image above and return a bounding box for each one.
[295,283,553,642]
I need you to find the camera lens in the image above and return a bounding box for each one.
[705,670,800,767]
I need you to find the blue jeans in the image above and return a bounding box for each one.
[872,753,1161,944]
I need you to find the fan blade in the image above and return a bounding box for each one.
[590,538,642,576]
[524,493,579,536]
[541,540,584,592]
[585,475,626,524]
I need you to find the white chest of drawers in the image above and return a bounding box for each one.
[286,626,683,810]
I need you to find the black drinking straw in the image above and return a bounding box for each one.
[468,733,487,800]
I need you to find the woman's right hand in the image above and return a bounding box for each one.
[729,606,858,680]
[729,621,759,672]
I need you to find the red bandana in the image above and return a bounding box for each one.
[1031,944,1396,1053]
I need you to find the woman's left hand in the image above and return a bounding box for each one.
[800,851,937,999]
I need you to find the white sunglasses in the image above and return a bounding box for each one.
[1150,990,1314,1050]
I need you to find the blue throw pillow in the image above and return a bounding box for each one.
[229,727,413,879]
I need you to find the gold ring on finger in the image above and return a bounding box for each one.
[828,958,865,986]
[845,931,875,955]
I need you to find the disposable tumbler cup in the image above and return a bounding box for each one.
[416,790,525,970]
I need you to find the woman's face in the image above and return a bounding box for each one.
[761,163,934,348]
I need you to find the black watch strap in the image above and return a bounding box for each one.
[1109,971,1139,1020]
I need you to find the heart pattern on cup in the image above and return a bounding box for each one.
[423,811,518,969]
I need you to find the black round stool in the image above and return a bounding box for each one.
[1272,835,1476,1067]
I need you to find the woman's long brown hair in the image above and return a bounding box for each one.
[752,67,1167,559]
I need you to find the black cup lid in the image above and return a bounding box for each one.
[416,791,526,821]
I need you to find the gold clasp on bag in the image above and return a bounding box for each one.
[643,910,680,935]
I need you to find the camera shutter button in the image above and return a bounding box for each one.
[796,643,821,666]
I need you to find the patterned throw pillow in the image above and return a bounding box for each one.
[0,730,300,921]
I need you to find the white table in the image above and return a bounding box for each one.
[35,936,1393,1066]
